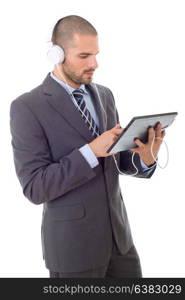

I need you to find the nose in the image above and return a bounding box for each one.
[89,55,98,70]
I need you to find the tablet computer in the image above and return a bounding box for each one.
[107,112,178,153]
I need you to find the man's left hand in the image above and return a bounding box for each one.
[130,122,166,166]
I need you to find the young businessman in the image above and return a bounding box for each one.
[10,15,165,277]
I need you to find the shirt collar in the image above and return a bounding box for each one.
[50,72,88,95]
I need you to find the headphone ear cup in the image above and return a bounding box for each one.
[47,45,65,64]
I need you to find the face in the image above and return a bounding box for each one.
[58,33,99,88]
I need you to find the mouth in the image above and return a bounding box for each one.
[85,72,94,77]
[84,70,95,77]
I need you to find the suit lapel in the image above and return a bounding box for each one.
[86,83,107,134]
[42,74,94,142]
[42,74,107,141]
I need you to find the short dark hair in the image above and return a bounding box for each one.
[51,15,97,49]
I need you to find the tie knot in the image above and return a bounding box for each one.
[72,88,84,103]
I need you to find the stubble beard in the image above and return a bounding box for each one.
[63,65,94,86]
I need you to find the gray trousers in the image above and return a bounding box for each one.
[49,241,142,278]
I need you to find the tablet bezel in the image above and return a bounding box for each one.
[107,112,178,153]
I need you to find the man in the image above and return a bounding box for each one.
[10,15,165,277]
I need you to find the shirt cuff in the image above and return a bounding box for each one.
[140,158,156,170]
[79,144,99,168]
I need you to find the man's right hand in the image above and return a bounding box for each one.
[89,124,124,157]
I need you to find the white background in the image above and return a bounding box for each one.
[0,0,184,277]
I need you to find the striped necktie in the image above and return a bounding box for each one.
[72,88,99,138]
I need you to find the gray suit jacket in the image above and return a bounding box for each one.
[10,73,156,273]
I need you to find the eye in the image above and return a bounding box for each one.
[79,55,89,59]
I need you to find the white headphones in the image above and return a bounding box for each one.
[47,44,65,65]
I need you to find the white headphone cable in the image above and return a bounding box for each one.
[150,136,169,169]
[112,135,169,176]
[55,64,169,174]
[112,151,139,176]
[93,84,169,173]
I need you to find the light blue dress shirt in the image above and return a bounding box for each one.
[50,72,155,171]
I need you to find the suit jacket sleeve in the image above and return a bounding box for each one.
[107,88,156,179]
[10,99,97,205]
